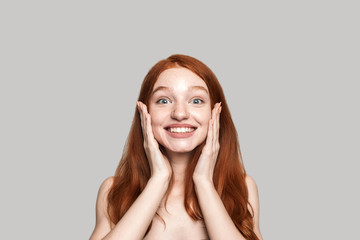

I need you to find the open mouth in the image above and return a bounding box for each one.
[165,127,196,133]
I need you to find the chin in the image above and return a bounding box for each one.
[167,146,195,153]
[160,139,205,154]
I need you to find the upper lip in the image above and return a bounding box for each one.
[165,124,197,129]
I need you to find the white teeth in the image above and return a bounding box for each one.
[169,127,195,133]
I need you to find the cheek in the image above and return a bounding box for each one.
[148,112,162,141]
[149,109,168,142]
[192,108,212,124]
[192,109,211,138]
[200,109,212,136]
[149,109,164,126]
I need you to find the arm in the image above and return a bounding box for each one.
[194,178,246,240]
[193,103,262,239]
[193,103,243,239]
[89,176,169,240]
[194,175,263,240]
[89,177,112,240]
[90,101,172,240]
[246,175,263,240]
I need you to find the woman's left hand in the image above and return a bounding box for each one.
[193,102,222,183]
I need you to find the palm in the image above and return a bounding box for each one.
[137,101,172,179]
[194,103,221,182]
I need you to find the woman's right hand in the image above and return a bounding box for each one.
[137,101,172,182]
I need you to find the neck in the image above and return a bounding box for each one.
[166,150,193,185]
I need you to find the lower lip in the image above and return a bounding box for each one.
[165,129,196,138]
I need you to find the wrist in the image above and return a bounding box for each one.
[149,174,171,187]
[193,175,214,187]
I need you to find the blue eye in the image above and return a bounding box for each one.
[191,98,203,104]
[157,98,169,104]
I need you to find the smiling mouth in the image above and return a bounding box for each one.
[165,127,196,133]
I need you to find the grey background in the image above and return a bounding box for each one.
[1,1,359,239]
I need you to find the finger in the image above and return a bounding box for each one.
[205,103,217,149]
[142,104,152,136]
[206,118,213,145]
[212,103,219,129]
[213,103,220,149]
[139,102,148,138]
[137,101,145,130]
[141,103,159,147]
[142,104,150,140]
[145,110,154,139]
[211,103,217,124]
[215,103,221,142]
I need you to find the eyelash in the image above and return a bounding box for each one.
[156,98,170,104]
[191,98,204,104]
[156,98,204,104]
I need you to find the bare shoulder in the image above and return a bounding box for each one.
[245,174,263,240]
[245,175,258,193]
[245,174,260,213]
[99,176,115,194]
[89,177,115,240]
[96,176,115,217]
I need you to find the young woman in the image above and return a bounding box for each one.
[90,54,263,240]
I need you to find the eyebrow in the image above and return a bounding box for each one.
[151,86,209,95]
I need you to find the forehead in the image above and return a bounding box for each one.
[153,67,208,90]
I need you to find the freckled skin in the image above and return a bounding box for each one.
[149,67,212,154]
[90,59,262,240]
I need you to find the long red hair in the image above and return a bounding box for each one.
[107,54,259,239]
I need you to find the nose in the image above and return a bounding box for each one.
[170,102,190,121]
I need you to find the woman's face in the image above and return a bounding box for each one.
[148,67,212,154]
